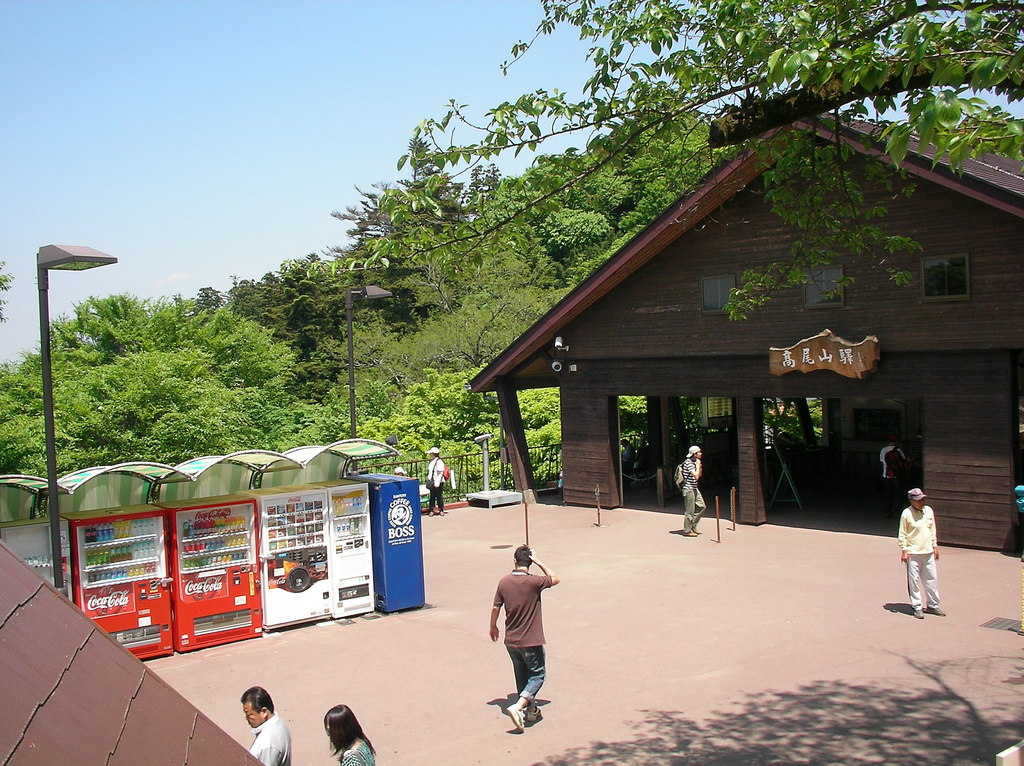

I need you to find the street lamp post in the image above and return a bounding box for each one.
[37,245,117,591]
[345,285,392,439]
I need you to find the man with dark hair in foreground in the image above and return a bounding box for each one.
[241,685,291,766]
[490,545,560,732]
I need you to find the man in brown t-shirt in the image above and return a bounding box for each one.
[489,545,559,732]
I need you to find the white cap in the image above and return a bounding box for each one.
[428,447,440,455]
[394,467,407,475]
[688,445,701,456]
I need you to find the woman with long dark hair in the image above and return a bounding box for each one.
[324,704,375,765]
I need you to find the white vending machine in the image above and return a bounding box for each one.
[321,482,373,619]
[243,485,333,630]
[0,517,70,588]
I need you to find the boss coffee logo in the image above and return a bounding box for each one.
[386,496,416,544]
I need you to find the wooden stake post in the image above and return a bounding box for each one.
[523,493,530,547]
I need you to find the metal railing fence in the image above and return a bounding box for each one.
[361,443,561,504]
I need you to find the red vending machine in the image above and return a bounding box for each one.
[64,504,173,660]
[159,495,262,652]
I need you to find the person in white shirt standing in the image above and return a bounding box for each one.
[241,686,292,766]
[426,447,448,517]
[898,488,946,620]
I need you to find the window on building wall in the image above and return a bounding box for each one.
[804,266,844,307]
[922,254,969,300]
[702,274,735,312]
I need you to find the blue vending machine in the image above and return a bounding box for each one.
[361,474,425,613]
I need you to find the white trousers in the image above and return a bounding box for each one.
[906,552,940,610]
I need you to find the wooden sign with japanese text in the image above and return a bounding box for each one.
[769,329,879,379]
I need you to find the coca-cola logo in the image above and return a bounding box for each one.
[86,590,131,612]
[183,578,224,597]
[194,508,232,522]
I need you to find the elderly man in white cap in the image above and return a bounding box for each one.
[425,447,448,516]
[899,487,945,619]
[675,445,705,536]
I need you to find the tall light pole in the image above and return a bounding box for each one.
[38,245,117,591]
[345,285,392,438]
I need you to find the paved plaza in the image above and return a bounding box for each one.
[148,496,1024,765]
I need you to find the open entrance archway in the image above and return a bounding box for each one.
[761,397,923,537]
[617,395,739,513]
[615,395,924,537]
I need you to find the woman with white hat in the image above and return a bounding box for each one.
[426,447,448,516]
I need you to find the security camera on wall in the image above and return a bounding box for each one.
[551,359,563,373]
[554,336,568,351]
[473,433,494,444]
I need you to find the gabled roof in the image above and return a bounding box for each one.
[470,122,1024,393]
[0,541,259,764]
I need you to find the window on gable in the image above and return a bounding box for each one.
[805,266,844,307]
[922,254,969,300]
[702,274,735,312]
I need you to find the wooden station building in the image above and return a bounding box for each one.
[470,122,1024,551]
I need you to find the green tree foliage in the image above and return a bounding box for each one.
[355,369,560,459]
[0,295,301,475]
[764,398,823,443]
[366,0,1021,313]
[421,0,1022,166]
[0,262,11,321]
[0,122,725,477]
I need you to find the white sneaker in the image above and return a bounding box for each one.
[525,706,542,724]
[505,705,525,732]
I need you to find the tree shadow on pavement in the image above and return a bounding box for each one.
[539,656,1023,766]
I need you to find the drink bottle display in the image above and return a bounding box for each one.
[65,505,173,660]
[158,496,262,653]
[79,517,162,585]
[242,485,335,630]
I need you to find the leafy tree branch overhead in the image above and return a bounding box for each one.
[0,263,10,322]
[364,0,1022,314]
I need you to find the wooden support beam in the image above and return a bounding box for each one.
[495,376,535,493]
[736,397,768,525]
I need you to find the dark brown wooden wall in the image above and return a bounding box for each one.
[558,344,1019,548]
[560,392,620,508]
[546,158,1023,549]
[736,397,767,525]
[920,353,1018,550]
[563,173,1024,361]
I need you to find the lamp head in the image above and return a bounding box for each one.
[38,245,117,271]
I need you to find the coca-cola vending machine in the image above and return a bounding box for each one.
[64,504,173,660]
[158,495,262,653]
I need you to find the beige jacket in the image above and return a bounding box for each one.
[898,504,937,555]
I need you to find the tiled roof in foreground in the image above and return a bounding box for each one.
[0,540,259,766]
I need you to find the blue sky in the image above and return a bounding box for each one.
[0,0,594,360]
